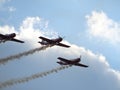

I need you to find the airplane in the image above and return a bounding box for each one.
[38,36,70,48]
[57,56,88,67]
[0,33,24,43]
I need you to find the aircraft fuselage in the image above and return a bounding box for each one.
[0,33,16,42]
[39,37,62,45]
[57,58,80,65]
[4,33,16,40]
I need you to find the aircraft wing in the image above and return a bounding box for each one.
[39,36,52,42]
[11,38,24,43]
[57,57,71,63]
[74,63,88,68]
[57,43,70,48]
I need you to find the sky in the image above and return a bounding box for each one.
[0,0,120,90]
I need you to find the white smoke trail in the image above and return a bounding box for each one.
[0,45,53,65]
[0,65,72,88]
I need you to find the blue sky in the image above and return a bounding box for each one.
[0,0,120,90]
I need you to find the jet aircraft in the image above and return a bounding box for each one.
[57,56,88,67]
[38,36,70,48]
[0,33,24,43]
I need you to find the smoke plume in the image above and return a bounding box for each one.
[0,65,72,88]
[0,45,53,65]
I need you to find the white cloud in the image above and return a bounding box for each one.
[0,16,120,90]
[0,17,58,47]
[86,11,120,44]
[0,25,17,34]
[19,17,58,47]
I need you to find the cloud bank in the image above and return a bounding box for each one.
[0,16,120,90]
[86,11,120,45]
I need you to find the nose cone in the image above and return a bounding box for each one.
[76,58,81,62]
[12,33,16,37]
[59,37,63,42]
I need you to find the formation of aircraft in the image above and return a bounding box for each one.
[0,33,24,43]
[57,56,88,67]
[0,33,89,68]
[38,36,70,48]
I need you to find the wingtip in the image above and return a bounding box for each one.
[23,41,25,43]
[67,46,71,48]
[57,57,61,59]
[20,41,25,43]
[38,36,41,38]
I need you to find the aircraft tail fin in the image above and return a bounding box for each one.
[80,55,82,61]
